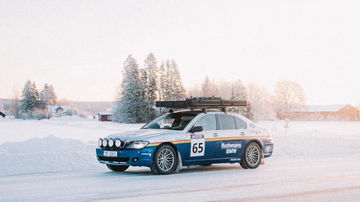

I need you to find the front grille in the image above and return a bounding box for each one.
[98,156,129,162]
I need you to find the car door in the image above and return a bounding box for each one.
[216,114,244,160]
[184,114,219,164]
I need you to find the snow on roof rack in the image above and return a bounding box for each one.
[155,97,247,111]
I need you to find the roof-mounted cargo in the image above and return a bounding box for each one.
[156,97,247,112]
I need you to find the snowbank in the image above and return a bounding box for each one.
[0,117,143,176]
[0,135,102,176]
[0,115,143,144]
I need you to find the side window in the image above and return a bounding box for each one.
[193,115,217,131]
[217,114,236,130]
[235,117,247,129]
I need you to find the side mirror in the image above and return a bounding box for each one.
[190,126,203,133]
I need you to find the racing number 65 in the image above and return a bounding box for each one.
[192,142,203,153]
[190,139,205,157]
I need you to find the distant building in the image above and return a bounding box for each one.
[98,112,112,121]
[285,105,360,121]
[48,105,71,116]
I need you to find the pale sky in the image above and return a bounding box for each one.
[1,0,360,105]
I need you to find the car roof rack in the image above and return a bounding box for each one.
[156,97,247,112]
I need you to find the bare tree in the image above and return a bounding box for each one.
[272,80,306,119]
[201,76,218,97]
[10,89,21,119]
[246,83,273,121]
[187,83,202,97]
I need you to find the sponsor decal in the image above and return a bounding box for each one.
[190,134,204,139]
[221,143,241,154]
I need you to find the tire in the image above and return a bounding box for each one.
[106,164,129,172]
[240,158,248,169]
[150,144,178,175]
[240,142,262,169]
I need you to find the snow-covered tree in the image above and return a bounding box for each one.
[272,80,306,120]
[159,59,186,100]
[40,83,57,109]
[112,55,145,123]
[20,80,40,116]
[169,60,186,100]
[158,62,166,100]
[140,53,158,121]
[162,60,173,100]
[228,80,249,116]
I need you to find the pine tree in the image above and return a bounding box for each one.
[158,59,186,100]
[20,80,40,117]
[112,55,145,123]
[140,53,158,121]
[163,60,173,100]
[159,62,166,100]
[169,59,186,100]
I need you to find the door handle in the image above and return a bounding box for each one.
[241,132,245,136]
[213,133,219,137]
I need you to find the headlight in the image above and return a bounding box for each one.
[108,138,114,147]
[115,139,122,148]
[103,139,108,147]
[126,141,149,149]
[98,138,103,147]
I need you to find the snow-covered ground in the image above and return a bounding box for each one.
[1,117,360,201]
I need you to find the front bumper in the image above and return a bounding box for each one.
[96,146,156,167]
[263,143,274,158]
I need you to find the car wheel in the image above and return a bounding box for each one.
[106,164,129,172]
[240,158,248,169]
[240,142,262,169]
[151,144,178,175]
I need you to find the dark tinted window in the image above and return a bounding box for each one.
[193,115,217,131]
[217,114,236,130]
[235,117,247,129]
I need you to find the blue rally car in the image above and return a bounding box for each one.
[96,98,273,175]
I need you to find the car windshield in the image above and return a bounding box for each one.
[142,112,199,130]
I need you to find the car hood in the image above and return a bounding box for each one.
[106,129,183,142]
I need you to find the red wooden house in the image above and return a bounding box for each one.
[287,105,360,121]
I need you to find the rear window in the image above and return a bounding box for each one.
[217,114,236,130]
[235,117,247,129]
